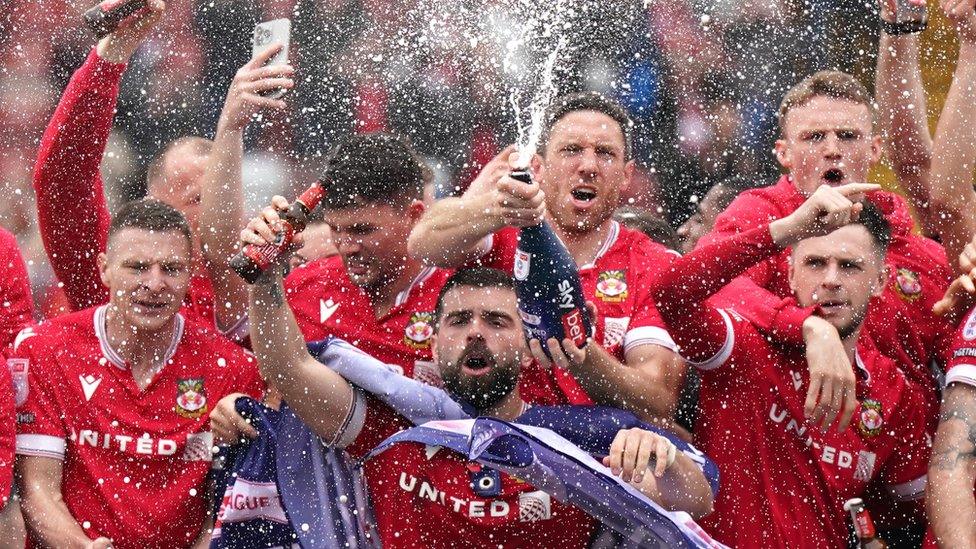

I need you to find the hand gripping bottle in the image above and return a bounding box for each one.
[231,181,324,283]
[843,498,888,549]
[83,0,147,38]
[510,170,591,358]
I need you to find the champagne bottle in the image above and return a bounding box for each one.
[510,170,591,358]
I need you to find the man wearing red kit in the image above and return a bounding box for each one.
[655,184,930,547]
[11,199,263,549]
[0,227,32,351]
[697,71,952,433]
[33,0,219,321]
[409,92,683,422]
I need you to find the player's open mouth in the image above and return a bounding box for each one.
[817,300,848,314]
[821,168,844,185]
[570,186,598,208]
[134,300,168,312]
[461,354,493,376]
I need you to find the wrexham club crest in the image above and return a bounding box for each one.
[595,270,628,303]
[175,378,208,419]
[893,268,922,301]
[858,399,884,438]
[404,312,435,349]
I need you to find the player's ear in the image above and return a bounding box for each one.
[787,254,798,294]
[871,263,888,299]
[407,199,426,225]
[97,252,110,287]
[774,138,791,170]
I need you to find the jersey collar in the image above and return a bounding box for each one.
[94,304,185,370]
[394,266,437,307]
[579,220,620,270]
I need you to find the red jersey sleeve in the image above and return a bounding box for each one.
[944,306,976,389]
[654,226,783,367]
[33,48,125,311]
[343,392,411,460]
[0,353,14,509]
[466,227,518,273]
[9,336,68,460]
[0,228,33,350]
[622,245,677,355]
[221,346,265,400]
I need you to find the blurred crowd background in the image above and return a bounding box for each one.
[0,0,961,315]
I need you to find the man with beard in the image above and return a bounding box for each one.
[243,255,715,547]
[407,92,684,423]
[654,184,930,547]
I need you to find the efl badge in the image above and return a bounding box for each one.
[595,270,628,302]
[514,250,531,281]
[893,268,922,301]
[175,378,208,419]
[858,399,884,438]
[468,463,502,498]
[404,312,435,349]
[964,308,976,341]
[519,490,552,522]
[7,358,28,407]
[603,317,630,349]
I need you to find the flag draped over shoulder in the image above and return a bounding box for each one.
[364,418,726,549]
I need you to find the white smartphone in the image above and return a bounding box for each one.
[252,18,291,99]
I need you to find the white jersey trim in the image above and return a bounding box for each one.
[94,305,185,370]
[889,475,927,501]
[16,434,66,460]
[946,364,976,388]
[685,309,735,371]
[623,326,678,354]
[333,388,368,449]
[394,267,437,307]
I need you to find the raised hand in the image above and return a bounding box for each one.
[95,0,165,63]
[770,183,881,247]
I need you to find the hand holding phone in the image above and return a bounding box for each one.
[252,19,291,99]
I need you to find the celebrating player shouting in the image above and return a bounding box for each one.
[408,92,684,422]
[10,200,263,549]
[242,237,715,547]
[655,184,931,547]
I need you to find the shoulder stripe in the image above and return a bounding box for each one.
[686,309,735,371]
[16,434,66,460]
[946,364,976,389]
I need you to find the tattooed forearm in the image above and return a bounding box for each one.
[254,268,285,307]
[932,385,976,471]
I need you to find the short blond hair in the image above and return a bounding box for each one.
[778,71,875,134]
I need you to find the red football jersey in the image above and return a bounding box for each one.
[0,227,33,350]
[477,222,677,405]
[699,175,952,414]
[284,256,450,384]
[341,393,596,548]
[9,306,263,549]
[0,351,13,511]
[33,48,217,326]
[657,226,930,547]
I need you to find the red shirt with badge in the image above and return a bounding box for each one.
[698,175,953,416]
[284,256,450,385]
[475,222,678,405]
[341,393,596,548]
[9,306,264,549]
[656,225,931,548]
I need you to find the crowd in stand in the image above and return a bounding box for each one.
[4,0,976,547]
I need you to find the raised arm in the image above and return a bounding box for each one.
[17,456,111,548]
[929,0,976,267]
[876,0,933,232]
[199,45,294,333]
[0,228,33,350]
[928,382,976,548]
[32,0,164,310]
[407,146,544,267]
[243,203,353,442]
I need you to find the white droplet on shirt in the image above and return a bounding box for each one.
[189,488,198,496]
[301,523,310,532]
[217,357,227,367]
[339,495,348,504]
[82,521,91,529]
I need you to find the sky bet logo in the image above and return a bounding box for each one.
[557,280,575,309]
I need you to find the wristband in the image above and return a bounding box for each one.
[880,17,927,35]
